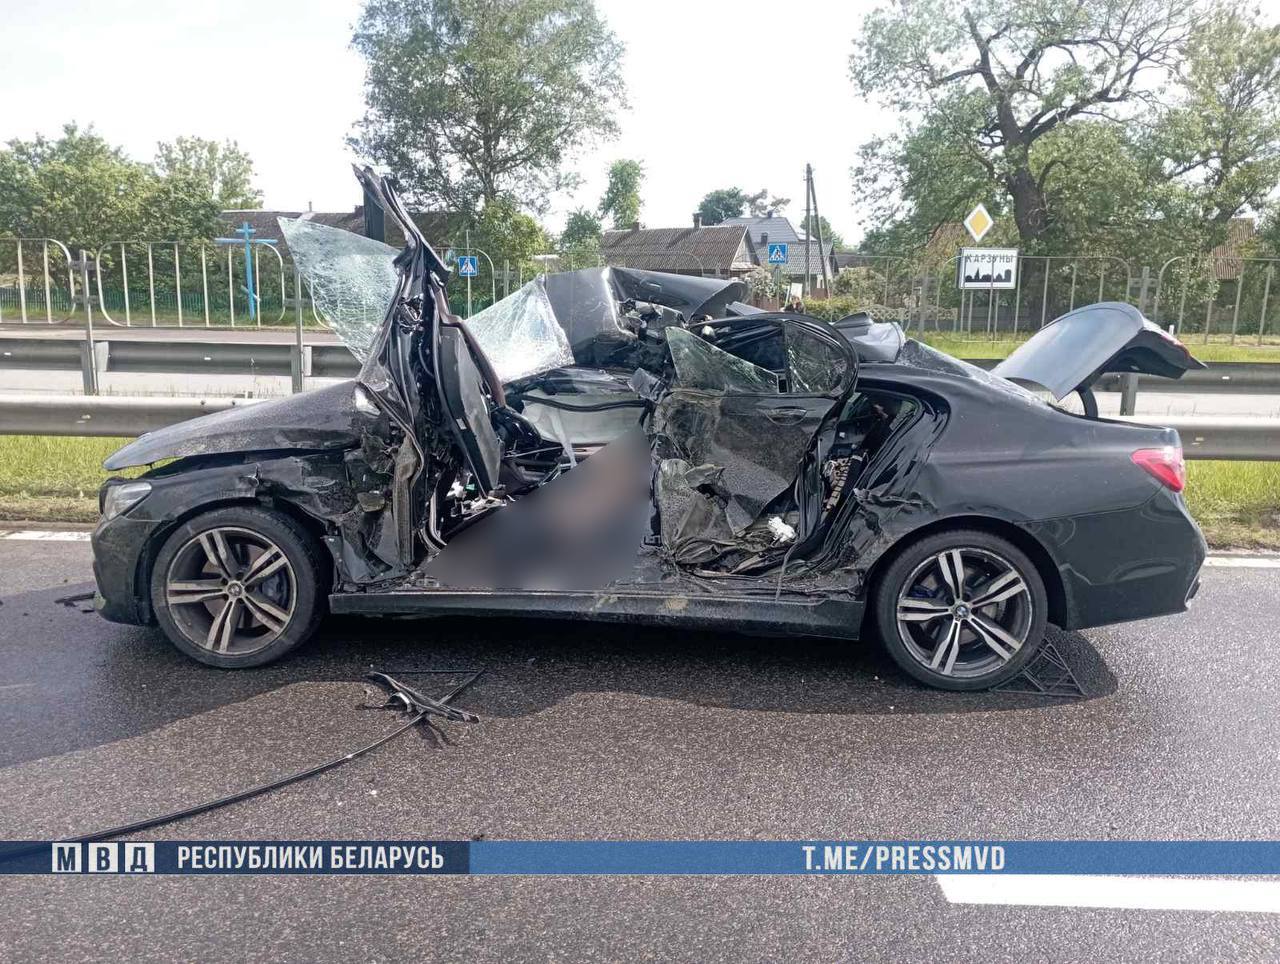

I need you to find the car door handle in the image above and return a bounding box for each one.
[766,406,809,425]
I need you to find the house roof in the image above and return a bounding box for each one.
[601,224,752,272]
[218,207,454,260]
[1209,217,1256,279]
[721,215,833,274]
[722,215,801,246]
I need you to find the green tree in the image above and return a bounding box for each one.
[799,213,845,251]
[599,158,644,228]
[472,196,549,269]
[852,0,1201,247]
[154,136,261,210]
[0,125,149,248]
[697,187,746,224]
[1147,6,1280,228]
[0,124,223,249]
[560,207,601,246]
[744,188,790,217]
[351,0,626,215]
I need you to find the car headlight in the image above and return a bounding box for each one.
[100,481,152,521]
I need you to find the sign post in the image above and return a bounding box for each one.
[458,255,478,319]
[963,204,994,243]
[957,248,1018,290]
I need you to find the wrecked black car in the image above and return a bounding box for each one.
[92,170,1206,691]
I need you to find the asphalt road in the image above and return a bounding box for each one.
[1,537,1279,961]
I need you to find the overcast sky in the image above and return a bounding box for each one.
[2,0,889,241]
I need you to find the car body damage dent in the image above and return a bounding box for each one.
[92,165,1206,669]
[137,448,405,585]
[103,381,389,471]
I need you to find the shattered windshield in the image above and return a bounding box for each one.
[279,217,399,361]
[464,280,575,383]
[281,217,578,383]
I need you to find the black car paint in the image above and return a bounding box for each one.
[991,301,1207,399]
[92,172,1203,648]
[94,352,1203,640]
[103,380,385,471]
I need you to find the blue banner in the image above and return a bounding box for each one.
[5,840,1280,876]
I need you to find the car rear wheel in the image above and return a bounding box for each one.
[150,506,328,668]
[872,529,1048,691]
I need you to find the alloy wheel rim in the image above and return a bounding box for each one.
[164,526,297,656]
[895,547,1033,679]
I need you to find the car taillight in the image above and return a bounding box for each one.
[1131,445,1185,492]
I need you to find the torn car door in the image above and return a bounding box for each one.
[649,318,857,571]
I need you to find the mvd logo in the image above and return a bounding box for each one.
[51,842,155,874]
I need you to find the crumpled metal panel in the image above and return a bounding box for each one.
[899,340,1044,405]
[278,217,399,362]
[103,381,386,470]
[652,391,840,540]
[463,278,575,383]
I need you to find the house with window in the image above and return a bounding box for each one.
[600,216,757,278]
[721,214,836,285]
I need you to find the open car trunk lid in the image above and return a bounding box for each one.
[991,302,1205,399]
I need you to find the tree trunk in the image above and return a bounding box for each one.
[1005,166,1049,248]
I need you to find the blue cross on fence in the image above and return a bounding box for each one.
[214,221,276,321]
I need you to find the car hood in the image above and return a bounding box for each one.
[991,301,1205,399]
[103,380,387,470]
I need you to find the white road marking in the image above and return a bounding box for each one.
[0,530,92,542]
[937,874,1280,913]
[1203,555,1280,569]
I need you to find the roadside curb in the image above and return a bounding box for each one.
[0,520,95,532]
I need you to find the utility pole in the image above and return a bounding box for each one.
[808,164,831,294]
[465,226,472,319]
[803,165,812,299]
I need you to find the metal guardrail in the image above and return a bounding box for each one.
[1111,416,1280,461]
[0,393,1274,460]
[0,393,262,436]
[0,335,359,381]
[7,335,1280,395]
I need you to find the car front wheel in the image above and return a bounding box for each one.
[872,529,1048,691]
[150,506,328,668]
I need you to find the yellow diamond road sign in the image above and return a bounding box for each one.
[964,204,993,243]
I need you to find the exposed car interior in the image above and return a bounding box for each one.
[422,284,933,582]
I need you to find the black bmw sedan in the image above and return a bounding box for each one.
[92,170,1205,691]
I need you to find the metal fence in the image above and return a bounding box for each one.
[0,238,79,323]
[8,234,1280,346]
[90,240,292,327]
[1151,256,1280,343]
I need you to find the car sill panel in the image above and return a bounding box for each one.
[329,589,862,639]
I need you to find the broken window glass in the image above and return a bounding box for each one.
[462,279,575,384]
[278,217,399,362]
[666,327,780,394]
[786,330,848,394]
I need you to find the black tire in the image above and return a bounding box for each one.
[150,506,328,668]
[872,528,1048,691]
